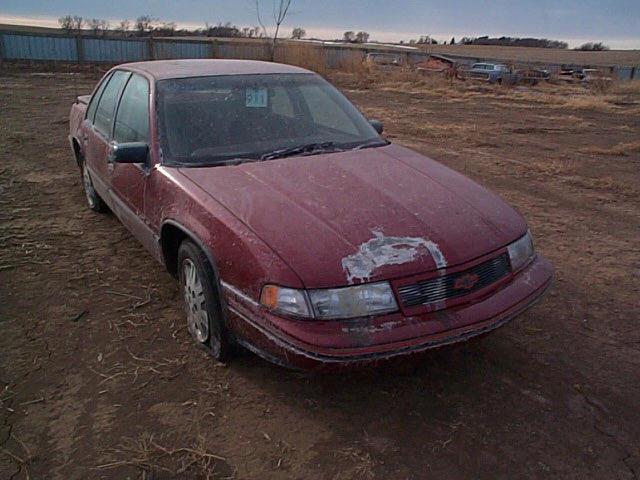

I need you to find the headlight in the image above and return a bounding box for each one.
[308,282,398,319]
[507,231,534,271]
[260,282,398,320]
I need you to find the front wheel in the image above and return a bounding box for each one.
[178,240,233,362]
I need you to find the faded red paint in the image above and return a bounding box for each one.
[69,60,553,371]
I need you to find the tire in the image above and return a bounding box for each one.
[80,162,107,213]
[177,240,233,362]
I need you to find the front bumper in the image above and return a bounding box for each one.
[224,254,553,371]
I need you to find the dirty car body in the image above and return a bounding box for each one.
[68,59,553,371]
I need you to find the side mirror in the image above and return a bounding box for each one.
[369,119,384,134]
[111,142,149,164]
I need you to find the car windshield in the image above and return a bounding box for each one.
[156,73,386,166]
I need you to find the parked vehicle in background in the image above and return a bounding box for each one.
[516,68,551,85]
[366,52,402,68]
[68,59,553,371]
[580,68,613,84]
[462,62,518,84]
[558,66,612,85]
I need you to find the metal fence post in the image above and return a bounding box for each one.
[75,35,84,64]
[0,32,6,67]
[148,37,155,60]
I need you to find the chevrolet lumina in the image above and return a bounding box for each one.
[68,60,553,370]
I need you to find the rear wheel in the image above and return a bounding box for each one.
[81,163,107,213]
[178,240,233,362]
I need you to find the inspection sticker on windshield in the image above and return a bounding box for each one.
[246,88,268,107]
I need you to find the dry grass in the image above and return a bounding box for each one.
[275,44,328,76]
[510,90,621,112]
[610,80,640,95]
[334,447,376,480]
[579,141,640,157]
[96,433,232,479]
[366,72,640,116]
[276,44,375,88]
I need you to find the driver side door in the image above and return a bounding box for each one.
[108,73,160,257]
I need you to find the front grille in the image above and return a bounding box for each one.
[397,253,511,309]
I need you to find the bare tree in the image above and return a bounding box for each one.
[575,41,609,51]
[158,22,177,36]
[58,15,74,33]
[272,0,293,53]
[88,18,99,35]
[256,0,294,60]
[255,1,268,39]
[343,31,356,42]
[117,20,131,33]
[72,16,84,32]
[291,27,306,39]
[136,15,158,34]
[355,31,369,43]
[88,18,109,35]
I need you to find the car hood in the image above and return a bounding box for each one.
[178,144,527,288]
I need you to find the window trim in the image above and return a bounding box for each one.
[112,72,151,144]
[92,69,131,140]
[85,71,113,123]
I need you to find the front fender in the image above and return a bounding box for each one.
[151,166,304,303]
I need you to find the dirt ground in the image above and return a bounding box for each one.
[1,69,639,480]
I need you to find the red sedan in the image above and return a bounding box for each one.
[68,60,552,370]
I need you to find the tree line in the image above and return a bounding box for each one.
[58,15,273,38]
[58,15,610,51]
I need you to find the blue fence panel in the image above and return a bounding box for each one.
[82,38,148,62]
[154,41,211,59]
[1,33,77,61]
[614,66,639,81]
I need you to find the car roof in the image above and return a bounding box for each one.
[119,59,313,80]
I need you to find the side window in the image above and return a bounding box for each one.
[114,74,150,143]
[86,72,112,123]
[94,70,131,137]
[298,85,359,136]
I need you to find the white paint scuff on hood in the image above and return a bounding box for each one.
[341,228,447,284]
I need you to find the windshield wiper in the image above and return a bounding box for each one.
[259,142,342,161]
[352,139,390,150]
[178,156,258,168]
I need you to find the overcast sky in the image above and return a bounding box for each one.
[1,0,639,49]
